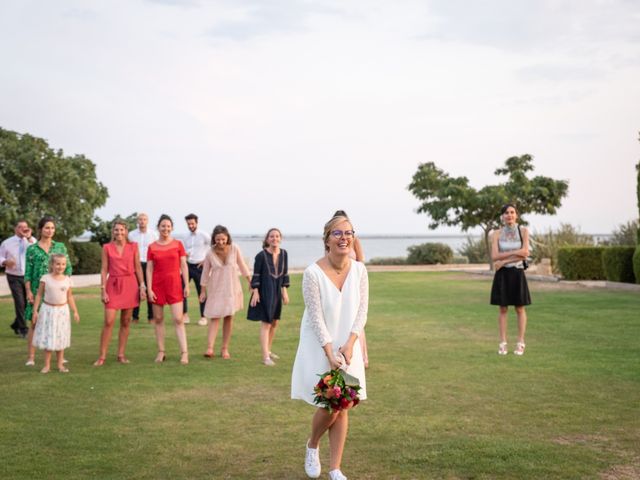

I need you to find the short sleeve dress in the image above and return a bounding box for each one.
[147,240,186,305]
[32,274,72,351]
[291,260,369,406]
[200,243,250,318]
[24,241,72,321]
[104,242,140,310]
[247,249,290,323]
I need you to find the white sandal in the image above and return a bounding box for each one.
[514,342,526,356]
[498,342,508,355]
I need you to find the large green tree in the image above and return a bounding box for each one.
[408,154,569,263]
[0,127,108,240]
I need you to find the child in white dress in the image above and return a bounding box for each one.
[31,254,80,373]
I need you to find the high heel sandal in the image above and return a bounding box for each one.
[180,352,189,365]
[116,355,130,364]
[498,342,508,355]
[514,342,526,356]
[221,349,231,360]
[203,349,214,358]
[93,357,106,367]
[155,351,166,363]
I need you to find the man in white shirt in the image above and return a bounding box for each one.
[0,220,36,337]
[183,213,210,326]
[128,212,158,323]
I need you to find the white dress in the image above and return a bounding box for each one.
[291,260,369,406]
[32,274,72,351]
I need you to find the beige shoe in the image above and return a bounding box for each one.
[197,317,208,326]
[263,357,276,367]
[183,314,190,324]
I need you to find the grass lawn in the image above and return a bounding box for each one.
[0,272,638,479]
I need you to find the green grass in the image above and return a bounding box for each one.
[0,272,638,479]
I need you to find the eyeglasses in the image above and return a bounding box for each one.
[330,230,355,239]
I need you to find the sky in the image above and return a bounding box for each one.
[1,0,639,236]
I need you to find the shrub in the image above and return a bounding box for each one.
[406,242,453,265]
[531,224,594,273]
[451,256,469,264]
[601,247,636,283]
[557,246,605,280]
[634,247,640,284]
[457,236,489,263]
[71,241,102,274]
[606,219,638,246]
[367,257,407,265]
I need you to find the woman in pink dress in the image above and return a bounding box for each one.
[94,220,145,366]
[199,225,251,359]
[147,214,190,365]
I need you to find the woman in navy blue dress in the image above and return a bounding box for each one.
[247,228,290,366]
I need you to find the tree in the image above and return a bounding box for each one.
[408,154,569,264]
[0,127,108,240]
[89,213,138,245]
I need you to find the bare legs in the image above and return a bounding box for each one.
[153,302,188,363]
[497,305,527,344]
[207,315,233,358]
[26,326,36,363]
[498,306,508,343]
[41,350,66,373]
[95,308,132,364]
[260,320,279,360]
[309,408,349,471]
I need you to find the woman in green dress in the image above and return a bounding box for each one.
[24,216,72,366]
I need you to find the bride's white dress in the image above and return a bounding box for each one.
[291,260,369,406]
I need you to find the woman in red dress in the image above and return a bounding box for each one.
[147,214,190,364]
[94,220,145,366]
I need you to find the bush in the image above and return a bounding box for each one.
[367,257,407,266]
[452,256,469,264]
[634,247,640,284]
[71,241,102,274]
[601,247,636,283]
[531,224,594,273]
[557,246,605,280]
[606,219,638,246]
[406,242,453,265]
[457,236,489,263]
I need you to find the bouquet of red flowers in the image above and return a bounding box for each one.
[313,369,361,413]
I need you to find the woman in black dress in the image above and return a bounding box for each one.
[490,204,531,356]
[247,228,290,366]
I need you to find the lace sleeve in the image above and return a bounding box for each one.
[351,264,369,336]
[302,268,332,347]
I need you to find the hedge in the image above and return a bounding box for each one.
[70,241,102,274]
[602,246,636,283]
[557,246,606,280]
[406,242,453,265]
[633,246,640,284]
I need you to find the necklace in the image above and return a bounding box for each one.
[327,256,348,275]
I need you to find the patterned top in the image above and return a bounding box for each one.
[24,241,72,320]
[498,225,526,269]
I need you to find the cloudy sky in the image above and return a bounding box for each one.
[1,0,639,235]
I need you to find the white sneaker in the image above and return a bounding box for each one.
[197,317,208,326]
[305,441,321,478]
[183,314,190,324]
[263,357,276,367]
[25,359,35,366]
[328,469,347,480]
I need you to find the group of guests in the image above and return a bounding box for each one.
[1,205,530,480]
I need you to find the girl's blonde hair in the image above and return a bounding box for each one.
[323,215,352,253]
[48,253,67,273]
